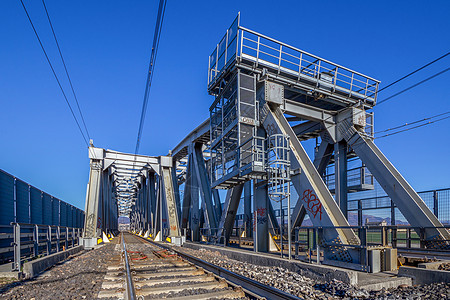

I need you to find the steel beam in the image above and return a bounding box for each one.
[171,166,182,225]
[334,141,348,218]
[171,119,210,161]
[253,180,269,252]
[161,160,181,237]
[193,143,218,230]
[216,184,244,243]
[83,160,102,239]
[291,140,334,230]
[284,99,335,125]
[261,103,360,262]
[347,130,450,246]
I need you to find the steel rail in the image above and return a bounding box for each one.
[122,233,137,300]
[136,236,302,300]
[397,248,450,260]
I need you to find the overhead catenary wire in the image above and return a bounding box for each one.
[377,51,450,93]
[135,0,167,154]
[311,113,450,164]
[377,67,450,105]
[290,55,450,136]
[373,111,450,135]
[41,0,91,140]
[19,0,89,147]
[375,115,450,139]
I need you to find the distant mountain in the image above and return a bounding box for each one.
[300,211,409,226]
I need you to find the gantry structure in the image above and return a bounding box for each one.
[82,14,450,271]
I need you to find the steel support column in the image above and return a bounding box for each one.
[83,159,102,240]
[216,184,244,244]
[334,141,348,218]
[243,181,252,237]
[253,180,269,252]
[160,157,181,237]
[261,103,360,262]
[347,131,450,246]
[193,143,218,230]
[291,140,334,230]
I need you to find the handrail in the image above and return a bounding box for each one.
[238,26,379,82]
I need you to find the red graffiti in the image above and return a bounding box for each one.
[302,189,323,220]
[170,225,177,231]
[256,207,266,217]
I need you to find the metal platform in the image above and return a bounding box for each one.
[208,14,379,110]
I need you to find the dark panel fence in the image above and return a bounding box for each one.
[0,169,84,228]
[0,169,85,268]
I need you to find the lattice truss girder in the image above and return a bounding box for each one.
[83,147,182,239]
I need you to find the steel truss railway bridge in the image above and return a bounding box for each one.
[81,14,450,273]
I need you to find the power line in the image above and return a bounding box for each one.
[135,0,167,154]
[19,0,89,147]
[375,115,450,139]
[377,67,450,105]
[313,111,450,163]
[41,0,91,140]
[374,111,450,135]
[378,51,450,93]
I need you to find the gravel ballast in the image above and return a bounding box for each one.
[1,237,449,299]
[176,247,450,300]
[0,242,117,300]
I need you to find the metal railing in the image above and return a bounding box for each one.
[323,165,374,191]
[6,222,82,272]
[208,15,380,105]
[293,225,450,268]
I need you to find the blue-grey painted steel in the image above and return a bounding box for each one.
[60,201,67,227]
[43,193,52,225]
[77,210,82,228]
[52,197,60,226]
[0,169,84,228]
[0,170,14,225]
[68,205,73,227]
[15,180,29,223]
[30,187,43,225]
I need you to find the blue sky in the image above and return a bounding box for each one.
[1,1,449,210]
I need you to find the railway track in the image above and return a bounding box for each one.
[97,232,271,300]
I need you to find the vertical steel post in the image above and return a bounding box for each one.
[47,226,51,255]
[238,227,241,246]
[359,226,367,270]
[65,227,69,250]
[83,158,103,240]
[253,180,269,252]
[391,200,396,226]
[280,201,283,258]
[244,181,252,238]
[406,228,411,248]
[287,184,291,260]
[34,224,39,257]
[433,190,439,218]
[13,223,21,271]
[334,141,348,218]
[358,200,363,226]
[392,226,397,248]
[56,226,60,252]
